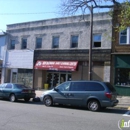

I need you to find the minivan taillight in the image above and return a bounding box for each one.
[105,92,112,99]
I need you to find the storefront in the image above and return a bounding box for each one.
[33,49,111,89]
[46,71,71,88]
[11,69,33,87]
[114,55,130,96]
[34,60,78,89]
[4,50,34,87]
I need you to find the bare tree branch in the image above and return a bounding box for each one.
[59,0,122,16]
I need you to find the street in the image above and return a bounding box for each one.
[0,99,129,130]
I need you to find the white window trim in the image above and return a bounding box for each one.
[119,27,130,45]
[128,27,130,44]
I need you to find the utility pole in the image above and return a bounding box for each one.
[88,5,93,80]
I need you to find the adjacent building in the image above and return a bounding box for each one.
[0,32,7,83]
[111,8,130,96]
[6,12,112,89]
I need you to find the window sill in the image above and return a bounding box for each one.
[115,85,130,88]
[119,44,130,45]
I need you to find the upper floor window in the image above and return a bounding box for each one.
[93,34,101,47]
[10,40,15,49]
[21,38,27,49]
[119,27,130,44]
[71,35,78,48]
[52,36,59,48]
[36,37,42,48]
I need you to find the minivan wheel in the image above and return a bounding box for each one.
[9,94,16,102]
[87,100,100,112]
[44,96,53,106]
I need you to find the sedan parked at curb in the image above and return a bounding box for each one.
[0,83,36,102]
[40,80,118,112]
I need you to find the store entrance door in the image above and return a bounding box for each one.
[60,74,66,84]
[46,72,71,89]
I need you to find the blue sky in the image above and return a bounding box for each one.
[0,0,62,31]
[0,0,124,32]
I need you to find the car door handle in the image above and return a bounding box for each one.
[64,93,69,96]
[68,93,73,96]
[64,93,74,96]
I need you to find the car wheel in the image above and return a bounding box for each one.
[87,100,100,112]
[9,94,16,102]
[24,98,30,102]
[44,96,53,106]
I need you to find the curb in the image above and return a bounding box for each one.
[113,105,130,110]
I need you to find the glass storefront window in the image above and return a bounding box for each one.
[115,68,130,86]
[17,69,33,87]
[46,71,71,89]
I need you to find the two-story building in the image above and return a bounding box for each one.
[111,8,130,96]
[6,12,112,89]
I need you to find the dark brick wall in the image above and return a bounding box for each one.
[34,49,111,62]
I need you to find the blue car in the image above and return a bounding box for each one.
[0,83,36,102]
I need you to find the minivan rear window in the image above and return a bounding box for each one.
[86,82,105,91]
[104,82,116,92]
[70,82,87,91]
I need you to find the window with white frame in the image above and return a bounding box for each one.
[119,27,130,44]
[21,38,27,49]
[93,34,101,47]
[52,36,59,48]
[10,40,15,49]
[36,37,42,48]
[71,35,78,48]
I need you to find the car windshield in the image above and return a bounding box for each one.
[104,82,116,92]
[14,84,30,89]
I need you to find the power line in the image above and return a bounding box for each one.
[0,12,59,15]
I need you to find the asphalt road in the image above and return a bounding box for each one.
[0,99,129,130]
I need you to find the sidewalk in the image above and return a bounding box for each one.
[35,90,130,109]
[35,89,45,97]
[116,96,130,109]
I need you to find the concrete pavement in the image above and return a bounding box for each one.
[35,89,130,109]
[116,96,130,109]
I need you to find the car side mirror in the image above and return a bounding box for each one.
[54,88,59,91]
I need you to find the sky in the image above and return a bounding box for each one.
[0,0,125,32]
[0,0,62,31]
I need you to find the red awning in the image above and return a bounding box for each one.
[34,60,78,71]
